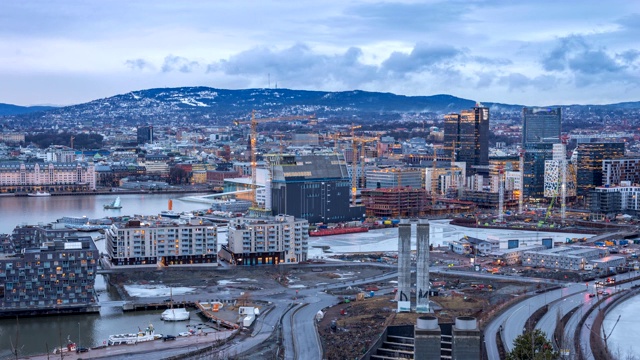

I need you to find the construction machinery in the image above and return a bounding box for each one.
[234,111,316,209]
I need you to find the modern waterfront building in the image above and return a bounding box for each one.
[0,236,99,315]
[544,143,577,198]
[602,158,640,186]
[522,107,561,144]
[0,161,96,193]
[221,214,308,265]
[576,142,625,197]
[105,217,218,266]
[270,153,365,223]
[444,105,490,175]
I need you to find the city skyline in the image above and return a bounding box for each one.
[1,1,639,106]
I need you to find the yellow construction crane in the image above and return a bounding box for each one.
[234,110,316,208]
[349,125,362,206]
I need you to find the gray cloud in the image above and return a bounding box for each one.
[124,58,154,71]
[162,55,200,73]
[498,73,559,91]
[381,43,462,74]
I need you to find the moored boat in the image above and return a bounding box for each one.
[27,191,51,197]
[161,307,190,321]
[108,324,160,345]
[52,338,77,354]
[309,227,369,237]
[104,196,122,209]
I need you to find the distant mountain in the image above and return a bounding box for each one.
[1,87,638,127]
[0,103,56,116]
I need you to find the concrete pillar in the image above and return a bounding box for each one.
[397,223,411,312]
[416,220,430,313]
[452,316,481,360]
[414,315,441,360]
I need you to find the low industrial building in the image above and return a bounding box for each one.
[451,236,494,255]
[488,245,546,266]
[590,255,626,270]
[522,246,607,270]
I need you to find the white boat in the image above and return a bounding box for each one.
[179,212,196,220]
[108,324,160,346]
[161,307,190,321]
[104,196,122,209]
[27,191,51,197]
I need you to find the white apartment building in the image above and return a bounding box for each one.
[222,214,309,265]
[105,217,218,266]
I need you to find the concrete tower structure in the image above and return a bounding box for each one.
[396,223,412,312]
[414,316,441,360]
[451,316,481,360]
[416,221,430,313]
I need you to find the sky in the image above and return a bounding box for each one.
[1,0,639,106]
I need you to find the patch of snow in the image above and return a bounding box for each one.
[218,280,238,286]
[289,284,306,289]
[235,278,257,282]
[123,285,194,298]
[179,98,209,107]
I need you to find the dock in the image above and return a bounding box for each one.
[195,301,240,329]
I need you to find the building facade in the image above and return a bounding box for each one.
[365,168,424,189]
[602,158,640,186]
[270,154,365,223]
[137,126,154,145]
[105,217,218,266]
[522,107,561,144]
[361,187,429,218]
[222,214,308,265]
[444,105,489,175]
[576,142,625,197]
[0,236,99,313]
[522,143,554,200]
[0,161,96,193]
[590,182,640,218]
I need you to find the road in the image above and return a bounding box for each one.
[535,291,592,347]
[501,284,585,354]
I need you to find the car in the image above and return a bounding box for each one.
[602,291,610,296]
[163,335,176,341]
[76,347,89,353]
[597,289,604,295]
[588,293,596,298]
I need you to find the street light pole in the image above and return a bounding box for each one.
[78,322,80,350]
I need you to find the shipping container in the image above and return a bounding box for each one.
[542,238,553,249]
[507,239,519,249]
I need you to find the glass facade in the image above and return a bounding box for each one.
[576,142,625,196]
[443,105,489,175]
[522,107,561,144]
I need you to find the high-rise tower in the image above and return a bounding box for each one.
[443,104,489,175]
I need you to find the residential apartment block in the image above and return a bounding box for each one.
[603,158,640,186]
[0,236,99,315]
[105,217,218,266]
[221,214,309,265]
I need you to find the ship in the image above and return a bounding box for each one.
[160,199,180,218]
[108,323,161,345]
[27,191,51,197]
[309,227,369,237]
[104,196,122,209]
[52,337,77,354]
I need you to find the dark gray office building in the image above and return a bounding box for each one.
[270,153,366,223]
[522,107,562,144]
[443,105,489,175]
[523,142,554,200]
[137,125,154,145]
[521,107,561,200]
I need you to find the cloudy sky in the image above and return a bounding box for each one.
[1,1,639,106]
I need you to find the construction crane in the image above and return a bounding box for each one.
[353,136,378,192]
[518,148,525,214]
[431,145,438,206]
[234,111,316,208]
[497,164,505,223]
[349,124,362,206]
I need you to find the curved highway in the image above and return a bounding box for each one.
[535,291,591,345]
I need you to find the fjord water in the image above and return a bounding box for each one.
[0,193,210,357]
